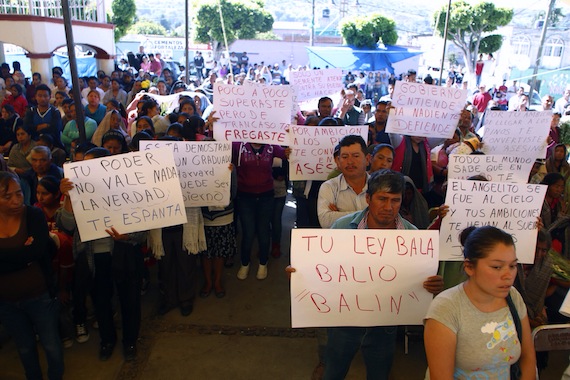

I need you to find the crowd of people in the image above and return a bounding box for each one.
[0,50,569,380]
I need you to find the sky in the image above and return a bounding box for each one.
[423,0,569,11]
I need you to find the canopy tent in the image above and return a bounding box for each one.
[306,45,422,74]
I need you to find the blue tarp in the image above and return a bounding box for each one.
[3,53,97,79]
[52,53,97,79]
[306,45,422,73]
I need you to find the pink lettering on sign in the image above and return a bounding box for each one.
[298,293,406,314]
[395,236,435,258]
[302,235,334,253]
[314,264,398,283]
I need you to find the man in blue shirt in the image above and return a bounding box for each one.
[323,169,443,380]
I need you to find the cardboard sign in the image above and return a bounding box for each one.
[447,154,534,183]
[440,179,546,264]
[289,125,368,180]
[140,141,232,207]
[64,148,187,242]
[386,81,468,139]
[290,229,439,328]
[481,110,551,159]
[289,68,343,102]
[213,82,293,144]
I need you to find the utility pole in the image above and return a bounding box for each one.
[438,0,452,86]
[529,0,556,100]
[185,0,189,85]
[61,0,86,142]
[310,0,315,46]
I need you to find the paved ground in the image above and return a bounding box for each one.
[1,195,569,379]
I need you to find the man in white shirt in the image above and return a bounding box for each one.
[318,135,369,228]
[81,76,105,100]
[508,87,526,111]
[312,134,370,379]
[554,85,570,115]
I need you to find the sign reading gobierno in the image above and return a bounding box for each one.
[386,81,468,139]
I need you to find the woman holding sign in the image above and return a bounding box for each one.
[0,171,64,379]
[424,226,536,379]
[58,148,146,362]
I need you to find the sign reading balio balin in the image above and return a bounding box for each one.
[290,229,439,328]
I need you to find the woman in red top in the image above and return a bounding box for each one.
[2,84,28,117]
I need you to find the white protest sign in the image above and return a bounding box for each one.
[290,229,439,328]
[386,81,468,139]
[447,154,534,183]
[289,125,368,180]
[213,82,293,145]
[440,179,546,264]
[481,110,551,159]
[64,148,187,242]
[289,68,343,102]
[140,141,232,207]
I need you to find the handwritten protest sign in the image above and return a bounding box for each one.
[290,229,439,328]
[213,82,293,145]
[480,110,551,159]
[386,81,468,139]
[290,68,343,102]
[64,148,187,242]
[140,141,232,207]
[440,179,546,264]
[289,125,368,180]
[447,154,534,183]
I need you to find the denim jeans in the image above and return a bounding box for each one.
[272,196,286,242]
[93,245,143,348]
[237,193,274,266]
[0,292,64,380]
[323,326,397,380]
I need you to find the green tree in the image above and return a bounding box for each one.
[434,1,512,74]
[111,0,137,41]
[159,15,171,32]
[194,0,274,55]
[128,19,167,35]
[478,34,503,54]
[339,13,397,49]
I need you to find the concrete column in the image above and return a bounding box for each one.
[0,42,5,65]
[27,53,53,84]
[97,58,115,75]
[96,52,115,75]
